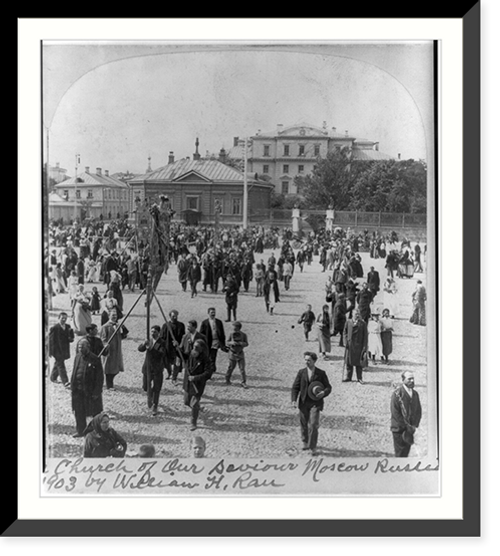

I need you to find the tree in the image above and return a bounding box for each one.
[294,147,353,209]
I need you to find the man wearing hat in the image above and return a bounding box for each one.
[291,352,332,455]
[138,325,167,416]
[390,371,422,457]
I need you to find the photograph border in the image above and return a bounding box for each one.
[9,6,480,537]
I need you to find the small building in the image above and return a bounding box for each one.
[127,151,273,226]
[49,167,130,223]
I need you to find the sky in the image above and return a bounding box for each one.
[44,43,432,176]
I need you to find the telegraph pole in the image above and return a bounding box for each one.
[243,137,248,229]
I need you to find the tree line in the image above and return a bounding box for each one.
[275,148,427,213]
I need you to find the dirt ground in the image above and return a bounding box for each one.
[45,247,429,460]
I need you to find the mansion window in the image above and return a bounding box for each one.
[87,190,93,199]
[282,181,289,195]
[298,165,304,173]
[63,190,68,199]
[263,145,270,157]
[298,144,305,156]
[186,196,199,211]
[283,145,290,156]
[232,198,242,215]
[76,190,81,199]
[283,164,289,174]
[314,144,320,156]
[263,164,269,174]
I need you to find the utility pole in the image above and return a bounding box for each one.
[74,154,80,222]
[243,137,248,229]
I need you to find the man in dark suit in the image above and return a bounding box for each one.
[343,309,369,384]
[160,309,186,384]
[183,339,211,431]
[390,371,422,457]
[291,352,332,455]
[180,320,207,353]
[367,266,381,298]
[49,312,75,387]
[138,325,167,416]
[199,307,227,377]
[70,338,104,437]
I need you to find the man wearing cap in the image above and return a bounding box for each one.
[183,339,211,431]
[291,352,332,455]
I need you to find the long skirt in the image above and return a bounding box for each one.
[317,327,331,354]
[381,330,393,357]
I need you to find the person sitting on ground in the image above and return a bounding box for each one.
[83,412,127,458]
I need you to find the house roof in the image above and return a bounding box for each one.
[130,158,272,187]
[56,171,128,188]
[351,149,395,161]
[48,191,75,206]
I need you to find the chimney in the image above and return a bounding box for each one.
[85,166,90,173]
[168,152,174,164]
[105,170,109,177]
[323,121,327,129]
[398,153,401,160]
[374,143,379,151]
[332,127,337,133]
[277,124,283,134]
[257,129,261,136]
[218,147,227,164]
[56,162,60,168]
[193,138,201,161]
[96,167,102,175]
[233,137,239,147]
[345,130,349,137]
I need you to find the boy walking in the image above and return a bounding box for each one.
[225,321,249,388]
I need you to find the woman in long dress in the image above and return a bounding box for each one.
[367,313,383,362]
[316,304,332,358]
[380,308,394,362]
[382,277,398,318]
[72,285,93,335]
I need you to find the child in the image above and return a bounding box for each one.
[367,313,383,362]
[298,304,316,341]
[90,286,101,315]
[225,321,249,388]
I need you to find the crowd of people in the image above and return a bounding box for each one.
[47,218,427,459]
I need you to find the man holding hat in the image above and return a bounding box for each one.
[291,352,332,455]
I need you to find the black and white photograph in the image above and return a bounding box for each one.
[40,40,438,496]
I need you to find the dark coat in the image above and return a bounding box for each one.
[263,279,280,303]
[84,427,127,458]
[333,299,347,334]
[70,351,104,417]
[177,258,189,283]
[49,323,74,361]
[188,264,201,283]
[180,331,208,358]
[85,334,106,357]
[183,350,211,398]
[161,320,186,362]
[138,337,166,377]
[199,318,226,350]
[343,318,368,367]
[390,385,422,433]
[367,269,381,294]
[356,289,373,320]
[291,366,332,410]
